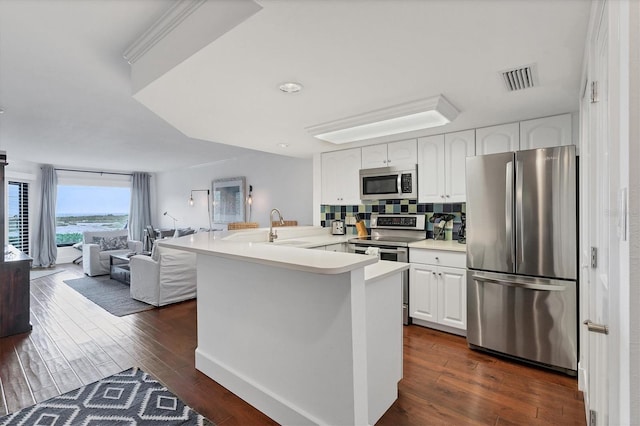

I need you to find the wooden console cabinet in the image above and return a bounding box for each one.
[0,245,33,338]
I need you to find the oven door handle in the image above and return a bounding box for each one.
[377,247,408,255]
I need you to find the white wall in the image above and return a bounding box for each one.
[154,151,312,230]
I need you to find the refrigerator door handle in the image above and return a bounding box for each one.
[515,159,524,271]
[505,161,514,269]
[471,273,569,292]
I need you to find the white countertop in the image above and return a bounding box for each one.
[364,261,410,284]
[408,239,467,252]
[159,231,377,275]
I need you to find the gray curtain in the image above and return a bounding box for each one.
[129,172,152,243]
[33,165,57,267]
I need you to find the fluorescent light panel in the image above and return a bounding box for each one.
[307,95,458,144]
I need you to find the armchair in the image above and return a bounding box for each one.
[129,245,196,306]
[82,229,142,277]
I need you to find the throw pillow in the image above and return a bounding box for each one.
[173,228,195,238]
[92,235,129,251]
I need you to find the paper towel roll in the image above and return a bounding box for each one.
[364,247,380,257]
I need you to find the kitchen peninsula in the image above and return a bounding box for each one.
[161,230,408,425]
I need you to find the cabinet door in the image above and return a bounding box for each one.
[409,264,438,322]
[417,135,445,203]
[437,266,466,330]
[321,151,342,204]
[476,123,519,155]
[324,243,346,252]
[321,148,361,205]
[519,113,572,150]
[361,144,388,169]
[387,139,417,166]
[339,148,362,205]
[444,130,475,202]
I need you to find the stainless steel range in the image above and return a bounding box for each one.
[348,213,426,325]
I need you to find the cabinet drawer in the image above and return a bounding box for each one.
[410,249,465,268]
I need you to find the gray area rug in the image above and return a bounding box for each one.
[63,276,155,317]
[0,367,214,425]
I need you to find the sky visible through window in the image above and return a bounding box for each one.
[57,186,130,215]
[56,185,131,245]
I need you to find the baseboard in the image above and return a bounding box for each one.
[411,318,467,337]
[195,348,324,426]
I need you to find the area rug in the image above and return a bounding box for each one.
[0,367,214,425]
[63,276,155,317]
[30,268,64,280]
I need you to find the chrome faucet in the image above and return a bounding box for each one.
[269,208,285,242]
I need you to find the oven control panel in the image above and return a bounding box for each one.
[371,214,425,230]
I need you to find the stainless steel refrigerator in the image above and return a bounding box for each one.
[465,145,577,374]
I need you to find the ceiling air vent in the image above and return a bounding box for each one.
[501,64,537,92]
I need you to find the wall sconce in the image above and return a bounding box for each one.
[246,185,253,221]
[188,189,212,231]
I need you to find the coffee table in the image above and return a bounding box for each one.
[109,253,132,285]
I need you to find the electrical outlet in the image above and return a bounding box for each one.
[345,215,356,225]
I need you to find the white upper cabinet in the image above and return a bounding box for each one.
[444,130,475,202]
[519,113,572,150]
[475,122,519,155]
[417,134,445,202]
[361,139,417,169]
[321,148,362,205]
[418,130,475,203]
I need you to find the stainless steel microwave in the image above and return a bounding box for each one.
[359,165,418,200]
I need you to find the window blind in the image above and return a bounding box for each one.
[8,181,29,254]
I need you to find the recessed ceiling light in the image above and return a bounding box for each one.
[278,82,303,93]
[277,143,289,148]
[0,109,5,114]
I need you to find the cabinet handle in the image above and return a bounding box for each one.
[446,195,450,198]
[438,273,442,276]
[435,257,439,261]
[432,272,436,275]
[440,195,445,199]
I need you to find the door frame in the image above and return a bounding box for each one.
[579,0,640,424]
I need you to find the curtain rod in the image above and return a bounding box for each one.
[53,168,132,177]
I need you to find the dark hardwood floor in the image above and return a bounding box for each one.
[0,263,586,425]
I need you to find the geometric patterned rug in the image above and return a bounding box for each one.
[0,367,214,425]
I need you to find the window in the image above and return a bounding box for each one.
[8,181,29,254]
[56,185,131,246]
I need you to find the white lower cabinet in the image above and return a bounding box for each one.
[311,243,347,252]
[409,248,466,335]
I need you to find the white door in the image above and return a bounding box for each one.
[387,139,417,166]
[338,148,362,205]
[417,135,445,203]
[321,151,341,204]
[519,113,572,150]
[437,266,466,330]
[444,130,475,202]
[409,264,438,322]
[475,122,519,155]
[585,5,611,425]
[361,144,388,169]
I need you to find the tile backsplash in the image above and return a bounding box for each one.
[321,200,465,240]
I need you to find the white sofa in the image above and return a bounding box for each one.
[129,245,197,306]
[82,229,142,277]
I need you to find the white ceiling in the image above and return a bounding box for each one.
[0,0,591,173]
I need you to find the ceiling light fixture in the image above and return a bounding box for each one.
[306,95,459,144]
[277,143,289,148]
[279,82,303,93]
